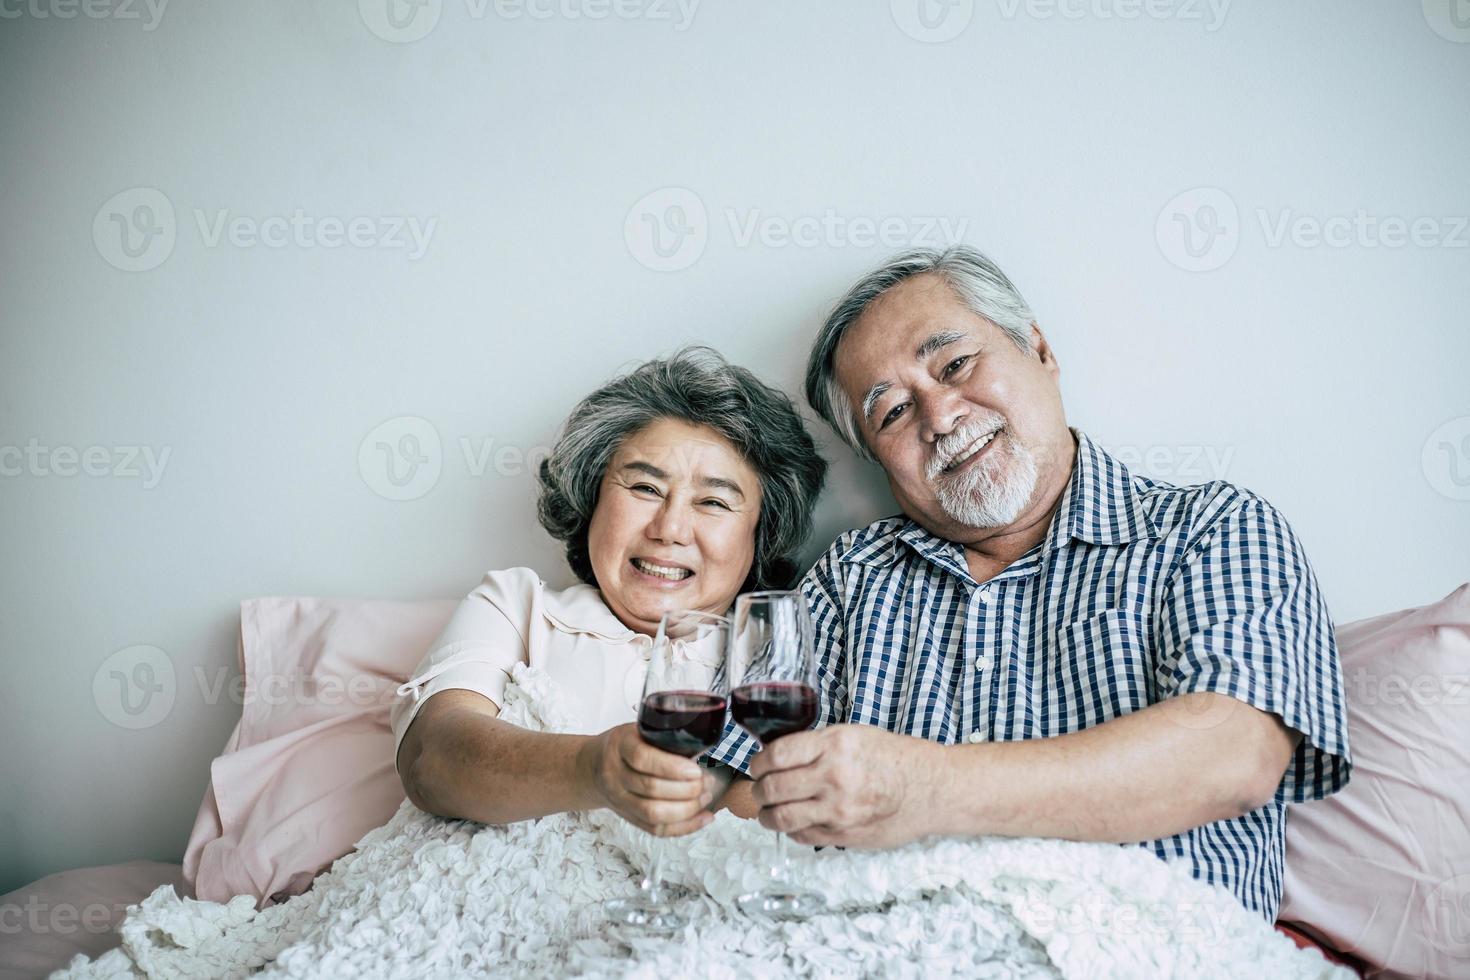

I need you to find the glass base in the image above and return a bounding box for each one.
[736,888,828,920]
[604,882,695,935]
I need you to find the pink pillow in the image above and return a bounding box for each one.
[1280,583,1470,979]
[183,596,457,908]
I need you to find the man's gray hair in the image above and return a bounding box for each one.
[805,245,1036,460]
[537,346,827,592]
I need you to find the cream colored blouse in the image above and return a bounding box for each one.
[390,567,717,771]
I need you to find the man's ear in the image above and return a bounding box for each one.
[1030,322,1060,381]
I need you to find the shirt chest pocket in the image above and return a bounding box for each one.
[1046,609,1154,727]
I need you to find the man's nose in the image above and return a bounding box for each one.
[918,388,968,443]
[646,497,693,545]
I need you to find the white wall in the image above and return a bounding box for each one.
[1,1,1466,892]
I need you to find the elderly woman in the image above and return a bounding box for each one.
[392,347,826,838]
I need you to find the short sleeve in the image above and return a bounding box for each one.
[1156,499,1351,803]
[389,569,535,772]
[703,550,850,775]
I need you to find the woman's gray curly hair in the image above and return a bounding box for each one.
[537,346,828,592]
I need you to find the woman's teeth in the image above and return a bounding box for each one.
[632,558,692,581]
[945,430,997,473]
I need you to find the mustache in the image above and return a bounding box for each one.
[926,418,1006,480]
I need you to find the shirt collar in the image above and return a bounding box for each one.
[1044,428,1159,550]
[540,583,641,642]
[839,428,1158,572]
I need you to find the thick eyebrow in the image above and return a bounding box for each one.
[860,329,971,424]
[620,461,668,480]
[620,461,746,500]
[861,381,892,424]
[699,476,746,500]
[914,329,968,360]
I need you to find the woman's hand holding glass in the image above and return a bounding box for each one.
[584,722,715,838]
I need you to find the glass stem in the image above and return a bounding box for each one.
[771,830,791,887]
[645,834,668,906]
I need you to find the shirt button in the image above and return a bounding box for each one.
[974,656,990,672]
[978,586,992,604]
[965,731,985,744]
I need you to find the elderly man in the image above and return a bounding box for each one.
[711,246,1350,921]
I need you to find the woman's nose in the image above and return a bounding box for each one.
[646,498,693,545]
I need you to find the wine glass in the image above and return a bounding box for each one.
[604,608,729,934]
[727,590,828,919]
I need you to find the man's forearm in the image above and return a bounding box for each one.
[716,773,759,818]
[923,693,1295,843]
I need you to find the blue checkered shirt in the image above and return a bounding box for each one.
[709,428,1351,920]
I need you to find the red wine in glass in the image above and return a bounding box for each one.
[730,682,817,744]
[638,690,728,757]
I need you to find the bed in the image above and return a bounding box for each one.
[8,585,1466,978]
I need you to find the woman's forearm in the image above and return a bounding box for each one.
[400,690,604,825]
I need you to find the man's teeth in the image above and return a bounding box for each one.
[945,431,997,473]
[633,558,692,581]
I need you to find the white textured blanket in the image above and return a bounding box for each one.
[57,666,1349,979]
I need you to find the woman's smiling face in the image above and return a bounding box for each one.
[586,417,763,635]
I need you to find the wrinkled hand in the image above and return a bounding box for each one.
[586,723,716,837]
[748,724,938,848]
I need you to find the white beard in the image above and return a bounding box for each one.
[932,430,1039,529]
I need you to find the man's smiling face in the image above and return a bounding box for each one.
[833,272,1073,540]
